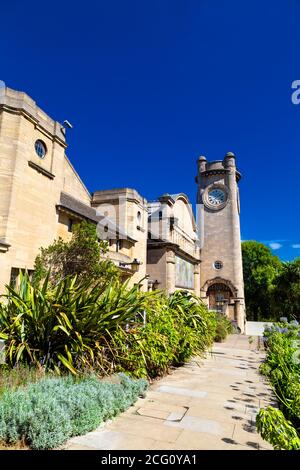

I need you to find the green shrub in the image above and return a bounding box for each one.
[109,291,216,378]
[214,314,233,342]
[0,374,147,450]
[0,275,217,379]
[257,320,300,449]
[33,220,120,286]
[256,407,300,450]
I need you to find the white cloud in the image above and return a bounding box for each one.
[269,242,282,250]
[292,244,300,249]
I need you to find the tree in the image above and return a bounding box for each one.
[33,220,120,285]
[272,258,300,321]
[242,241,282,321]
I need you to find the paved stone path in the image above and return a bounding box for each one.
[65,335,275,450]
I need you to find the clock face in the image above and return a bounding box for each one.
[208,188,226,206]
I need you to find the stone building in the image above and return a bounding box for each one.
[0,86,147,293]
[0,85,245,331]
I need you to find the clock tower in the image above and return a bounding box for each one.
[196,152,246,332]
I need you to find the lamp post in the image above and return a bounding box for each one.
[119,258,142,273]
[130,258,141,273]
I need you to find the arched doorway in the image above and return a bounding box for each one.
[207,283,232,311]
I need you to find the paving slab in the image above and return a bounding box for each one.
[65,334,275,451]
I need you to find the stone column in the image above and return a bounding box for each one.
[234,299,245,333]
[194,262,200,295]
[223,152,246,331]
[166,250,176,294]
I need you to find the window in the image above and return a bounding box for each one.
[158,211,162,220]
[68,219,74,232]
[35,140,47,159]
[10,268,34,288]
[116,239,122,252]
[10,268,19,288]
[213,260,223,270]
[137,211,142,230]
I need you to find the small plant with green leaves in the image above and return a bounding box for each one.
[256,407,300,450]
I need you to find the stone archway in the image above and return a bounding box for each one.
[201,277,238,315]
[207,283,232,311]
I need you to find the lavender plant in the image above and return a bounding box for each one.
[0,374,147,449]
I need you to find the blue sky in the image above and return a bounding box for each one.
[1,0,300,260]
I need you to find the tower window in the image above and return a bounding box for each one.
[35,140,47,159]
[213,260,223,270]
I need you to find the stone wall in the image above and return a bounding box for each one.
[92,188,148,290]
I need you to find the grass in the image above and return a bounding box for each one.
[0,439,29,450]
[0,365,49,397]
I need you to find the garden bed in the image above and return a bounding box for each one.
[0,373,147,450]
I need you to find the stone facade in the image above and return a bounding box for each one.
[91,188,148,290]
[147,193,201,295]
[0,85,246,330]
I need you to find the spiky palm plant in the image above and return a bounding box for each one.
[0,272,153,374]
